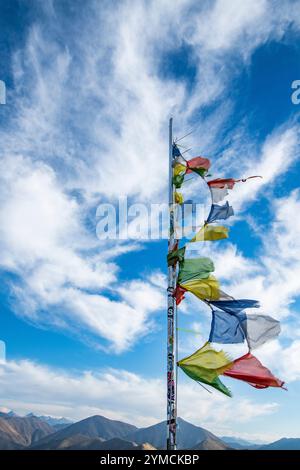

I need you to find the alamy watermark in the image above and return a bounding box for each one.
[0,80,6,105]
[291,80,300,104]
[95,196,206,240]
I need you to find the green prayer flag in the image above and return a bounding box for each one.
[179,364,232,397]
[167,247,186,266]
[178,257,214,284]
[190,167,207,177]
[172,174,185,189]
[178,342,233,397]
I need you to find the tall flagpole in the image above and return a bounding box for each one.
[167,117,177,450]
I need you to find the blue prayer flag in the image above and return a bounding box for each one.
[209,306,280,349]
[173,145,182,157]
[206,202,234,223]
[210,299,260,314]
[209,309,246,344]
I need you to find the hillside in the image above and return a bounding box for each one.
[125,417,228,450]
[0,414,54,449]
[65,437,156,450]
[192,437,231,450]
[31,414,138,449]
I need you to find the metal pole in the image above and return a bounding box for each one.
[167,117,177,450]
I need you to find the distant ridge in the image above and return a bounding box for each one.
[259,438,300,450]
[221,436,261,449]
[26,413,73,427]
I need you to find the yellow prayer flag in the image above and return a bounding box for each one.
[190,224,229,242]
[181,275,220,301]
[175,191,184,204]
[178,342,233,382]
[173,162,186,177]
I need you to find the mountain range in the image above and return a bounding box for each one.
[0,410,299,450]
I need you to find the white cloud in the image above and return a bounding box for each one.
[255,339,300,383]
[0,154,165,352]
[0,359,279,434]
[0,3,187,352]
[228,125,300,211]
[4,0,299,201]
[187,0,268,53]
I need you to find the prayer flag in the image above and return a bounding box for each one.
[190,224,229,242]
[173,162,186,176]
[210,299,260,314]
[175,191,184,204]
[172,174,185,189]
[167,247,186,267]
[181,275,220,301]
[186,156,211,176]
[206,202,234,223]
[178,257,214,284]
[239,313,281,349]
[209,302,280,349]
[208,178,236,189]
[178,342,232,396]
[173,285,187,305]
[223,352,285,389]
[209,309,245,344]
[210,187,229,203]
[208,176,262,189]
[172,144,182,158]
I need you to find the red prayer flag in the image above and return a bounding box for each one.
[186,156,211,174]
[207,178,236,189]
[223,352,285,389]
[173,285,187,305]
[208,175,262,189]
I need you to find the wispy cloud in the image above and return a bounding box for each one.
[0,153,165,352]
[1,0,300,355]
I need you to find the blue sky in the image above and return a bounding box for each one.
[1,0,300,442]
